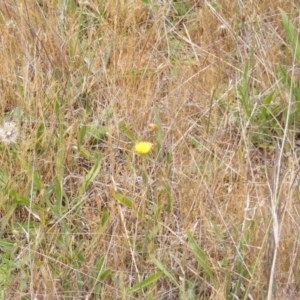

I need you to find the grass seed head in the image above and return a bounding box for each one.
[149,123,158,131]
[0,121,19,144]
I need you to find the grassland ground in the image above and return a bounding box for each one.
[0,0,300,299]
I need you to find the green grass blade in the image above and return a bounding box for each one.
[119,120,137,142]
[187,231,215,284]
[99,269,111,280]
[56,134,65,180]
[53,176,63,213]
[79,147,92,160]
[238,61,251,118]
[100,207,109,228]
[280,8,300,64]
[114,191,135,209]
[78,124,87,147]
[128,271,163,293]
[153,106,163,158]
[79,160,100,196]
[150,254,180,288]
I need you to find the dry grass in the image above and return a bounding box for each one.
[0,0,300,299]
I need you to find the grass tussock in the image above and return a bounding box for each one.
[0,0,300,299]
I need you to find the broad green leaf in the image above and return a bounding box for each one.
[0,263,11,285]
[0,239,17,253]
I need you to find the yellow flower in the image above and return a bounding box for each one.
[134,142,153,155]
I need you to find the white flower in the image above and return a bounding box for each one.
[0,121,19,144]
